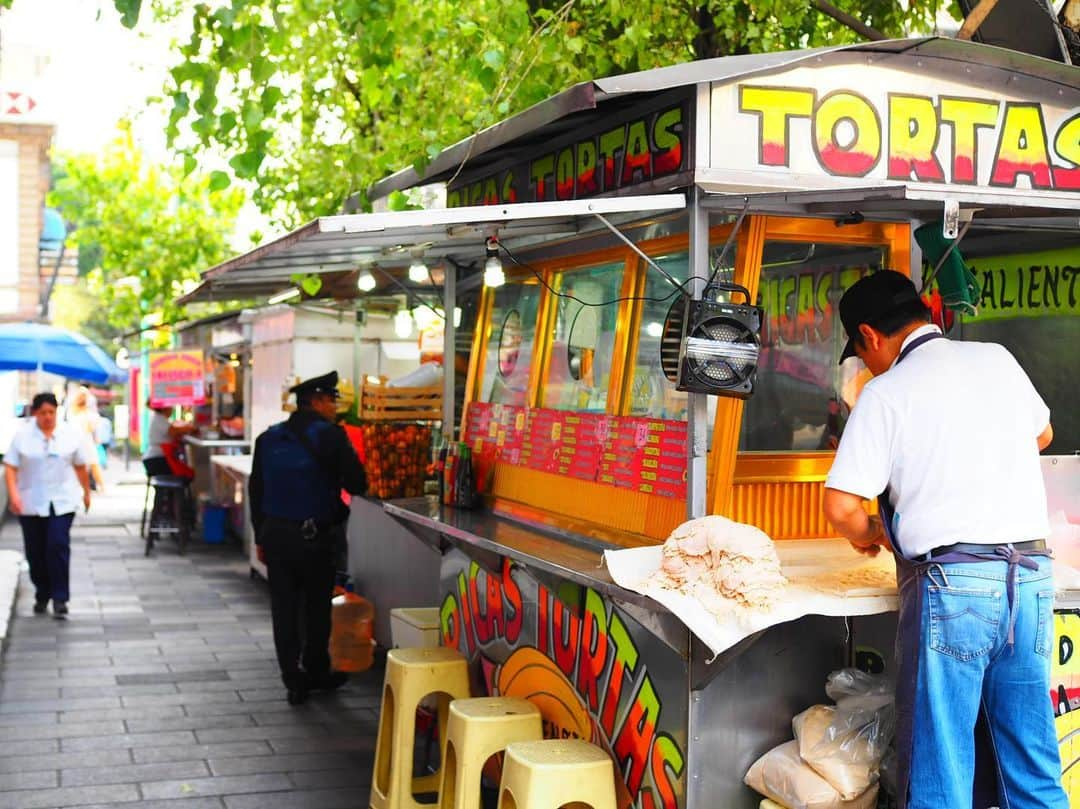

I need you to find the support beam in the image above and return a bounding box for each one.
[811,0,887,41]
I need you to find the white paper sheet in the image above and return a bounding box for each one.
[604,539,1080,658]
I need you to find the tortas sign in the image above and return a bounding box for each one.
[711,64,1080,195]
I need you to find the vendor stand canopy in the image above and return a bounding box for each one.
[185,36,1080,312]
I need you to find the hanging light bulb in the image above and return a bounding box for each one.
[408,257,427,284]
[357,270,377,292]
[412,306,438,332]
[454,307,462,327]
[646,321,664,338]
[483,237,504,288]
[394,309,414,338]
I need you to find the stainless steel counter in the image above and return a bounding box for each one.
[383,496,658,611]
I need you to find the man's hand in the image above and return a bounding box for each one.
[824,488,890,557]
[83,490,91,512]
[848,515,887,556]
[8,492,22,516]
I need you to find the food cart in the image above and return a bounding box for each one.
[181,38,1080,807]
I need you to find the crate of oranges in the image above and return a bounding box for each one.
[360,378,442,422]
[360,422,433,500]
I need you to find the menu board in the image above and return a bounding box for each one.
[148,350,207,408]
[464,404,688,500]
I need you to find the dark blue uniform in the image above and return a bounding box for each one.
[249,408,366,695]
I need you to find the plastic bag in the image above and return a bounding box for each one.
[793,669,896,800]
[744,740,879,809]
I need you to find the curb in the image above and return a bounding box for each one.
[0,549,21,653]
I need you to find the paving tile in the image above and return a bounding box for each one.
[62,760,211,787]
[3,719,124,742]
[287,767,371,788]
[140,774,293,800]
[267,736,376,755]
[133,742,273,765]
[61,730,197,752]
[125,714,256,735]
[0,740,58,758]
[116,670,229,685]
[78,800,225,809]
[0,783,140,809]
[223,787,361,809]
[0,749,133,774]
[0,772,58,791]
[208,753,356,776]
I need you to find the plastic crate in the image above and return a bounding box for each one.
[389,607,441,649]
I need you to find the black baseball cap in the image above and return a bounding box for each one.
[838,270,922,364]
[289,370,340,398]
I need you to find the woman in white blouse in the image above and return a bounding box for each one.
[3,392,91,618]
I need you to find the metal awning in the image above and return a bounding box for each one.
[698,182,1080,224]
[179,195,687,304]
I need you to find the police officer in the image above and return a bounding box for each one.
[249,371,367,705]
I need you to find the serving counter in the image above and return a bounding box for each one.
[385,496,1080,809]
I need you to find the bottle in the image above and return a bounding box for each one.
[443,443,457,506]
[456,444,475,509]
[435,441,448,502]
[329,591,375,672]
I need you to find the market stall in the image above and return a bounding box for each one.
[182,38,1080,808]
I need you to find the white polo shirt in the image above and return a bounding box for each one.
[825,325,1051,558]
[3,421,90,517]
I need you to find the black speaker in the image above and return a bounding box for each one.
[660,283,762,398]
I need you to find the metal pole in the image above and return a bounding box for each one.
[442,263,457,441]
[687,186,709,520]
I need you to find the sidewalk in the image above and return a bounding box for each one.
[0,461,382,809]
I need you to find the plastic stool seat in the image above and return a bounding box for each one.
[438,698,542,809]
[497,740,616,809]
[149,475,187,489]
[760,801,786,809]
[371,646,471,809]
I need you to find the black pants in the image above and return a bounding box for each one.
[19,507,75,604]
[259,517,337,690]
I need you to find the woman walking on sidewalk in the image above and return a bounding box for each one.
[3,392,92,618]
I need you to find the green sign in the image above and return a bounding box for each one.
[967,248,1080,321]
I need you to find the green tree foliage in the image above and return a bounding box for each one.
[48,122,244,338]
[125,0,953,226]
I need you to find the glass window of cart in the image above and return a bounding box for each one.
[479,282,542,407]
[739,241,885,452]
[541,262,626,412]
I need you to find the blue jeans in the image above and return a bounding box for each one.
[908,557,1068,809]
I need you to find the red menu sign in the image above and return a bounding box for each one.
[464,403,688,500]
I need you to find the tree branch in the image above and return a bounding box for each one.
[957,0,1001,40]
[811,0,888,41]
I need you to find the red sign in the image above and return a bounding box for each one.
[149,350,207,408]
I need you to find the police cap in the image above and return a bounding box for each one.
[289,371,340,399]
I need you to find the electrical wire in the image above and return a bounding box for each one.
[498,242,699,308]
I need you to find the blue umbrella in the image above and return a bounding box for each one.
[0,322,123,384]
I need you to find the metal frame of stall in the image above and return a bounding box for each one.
[181,37,1080,808]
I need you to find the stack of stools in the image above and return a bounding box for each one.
[370,647,472,809]
[370,643,617,809]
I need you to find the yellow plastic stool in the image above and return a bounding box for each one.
[370,647,472,809]
[438,697,543,809]
[760,801,787,809]
[496,739,616,809]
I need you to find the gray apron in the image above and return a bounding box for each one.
[876,331,1051,808]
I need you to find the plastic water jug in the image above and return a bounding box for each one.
[330,591,375,672]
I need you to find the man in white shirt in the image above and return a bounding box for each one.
[4,393,91,618]
[823,271,1066,809]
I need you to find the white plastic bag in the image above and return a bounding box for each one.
[745,740,879,809]
[792,670,896,800]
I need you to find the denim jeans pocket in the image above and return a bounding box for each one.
[928,584,1003,660]
[1034,589,1054,658]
